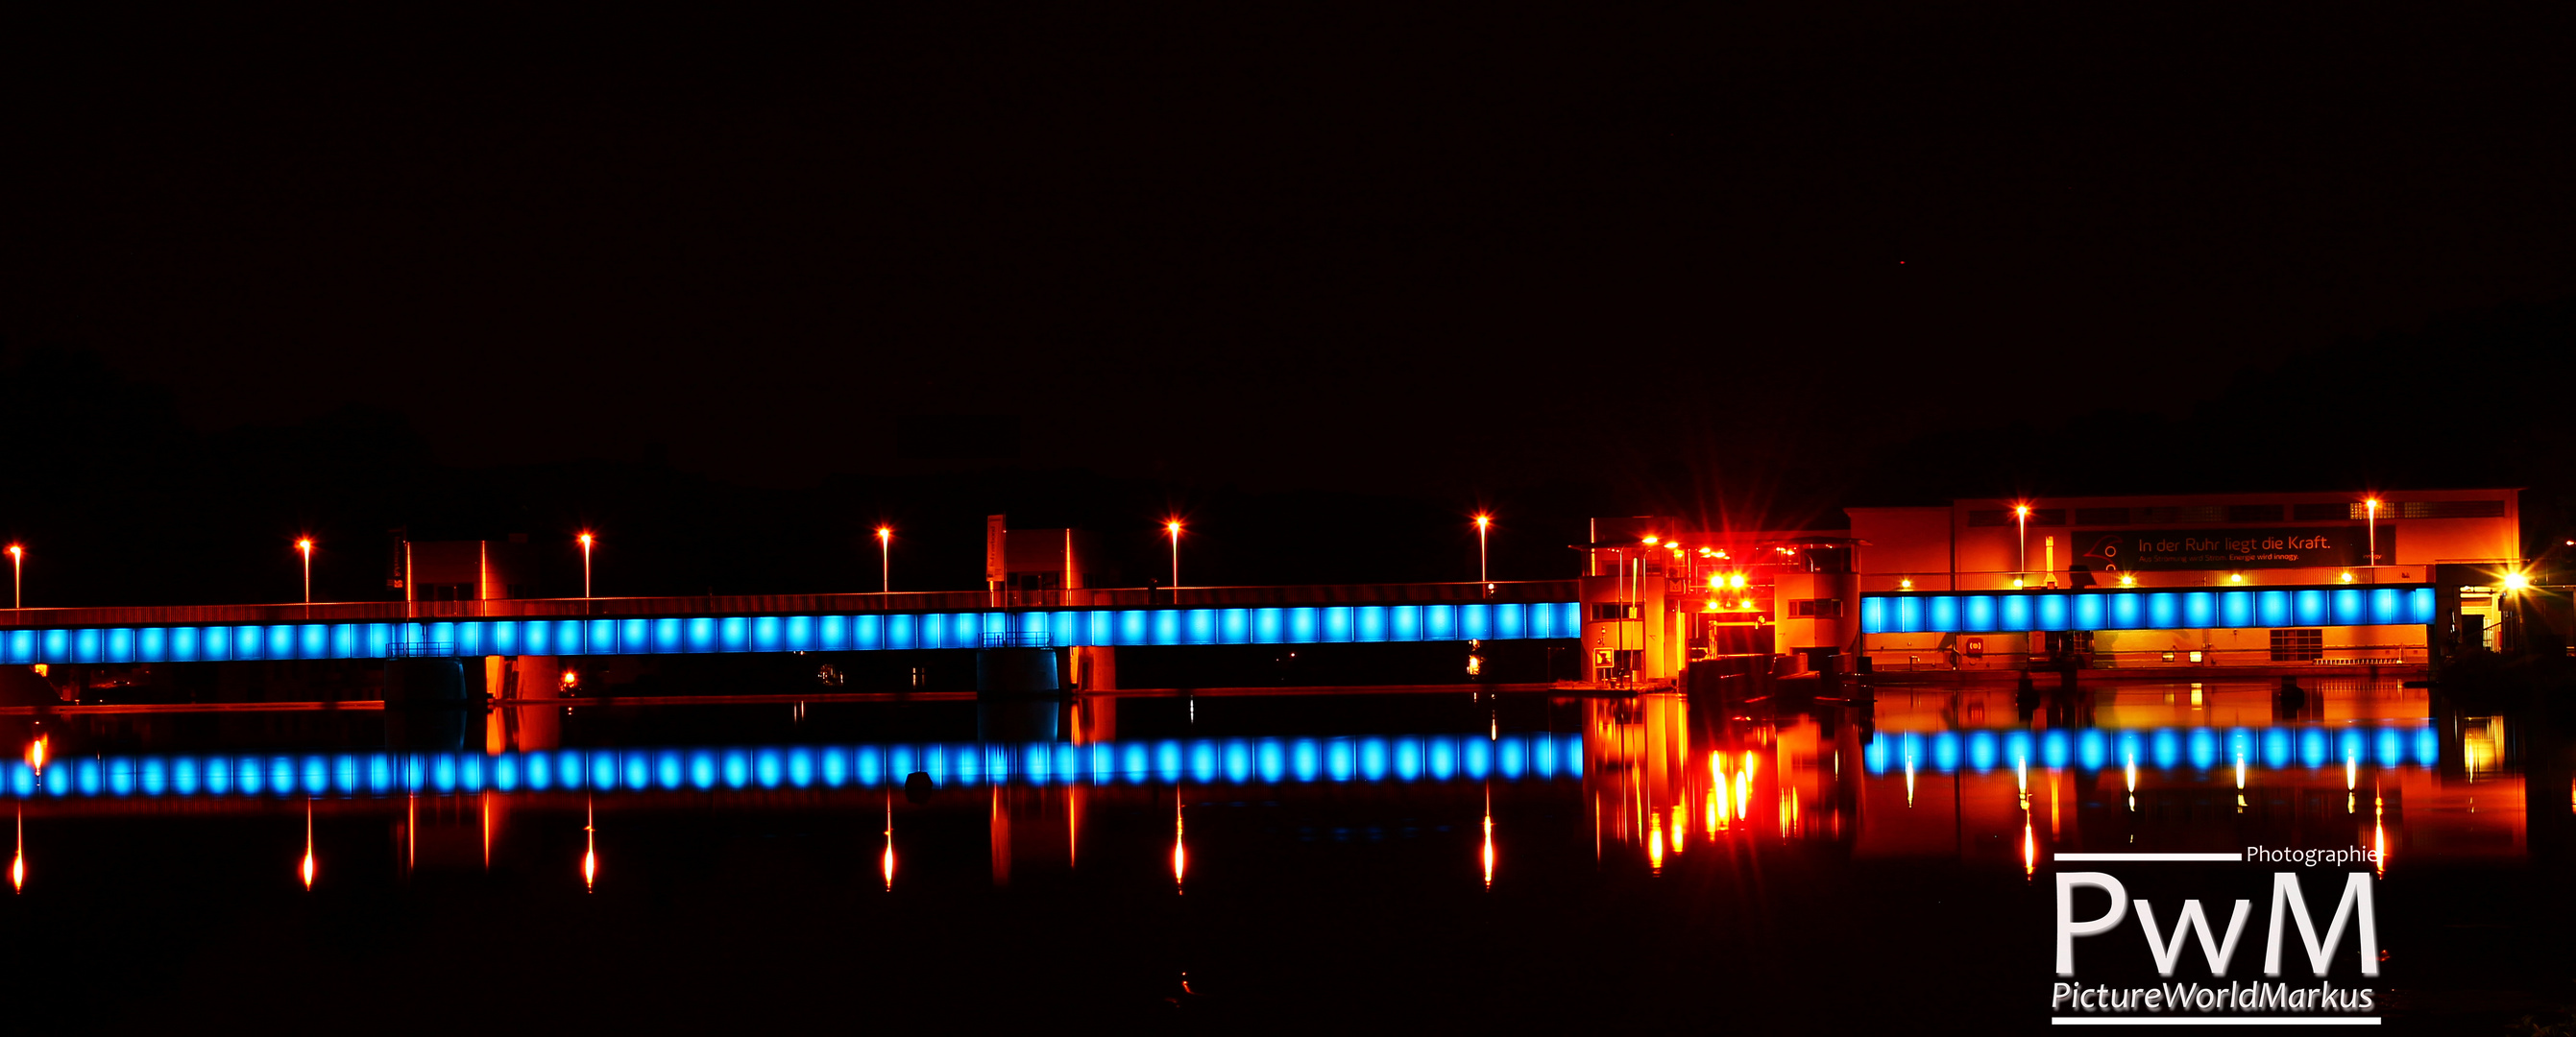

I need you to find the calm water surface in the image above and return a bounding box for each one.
[4,678,2567,1033]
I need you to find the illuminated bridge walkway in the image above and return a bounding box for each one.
[0,582,1579,665]
[1859,582,2439,635]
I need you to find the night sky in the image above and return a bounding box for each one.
[11,6,2574,603]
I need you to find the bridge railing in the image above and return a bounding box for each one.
[0,580,1578,630]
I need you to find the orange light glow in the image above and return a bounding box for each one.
[5,544,17,560]
[1646,813,1665,874]
[295,538,312,553]
[25,736,45,775]
[1165,521,1183,537]
[1669,804,1687,854]
[302,798,316,890]
[882,796,895,891]
[8,853,18,894]
[2015,504,2030,518]
[583,796,597,892]
[1481,791,1495,889]
[2023,817,2036,880]
[876,526,891,542]
[1899,578,1913,590]
[578,532,594,547]
[1640,535,1659,546]
[1473,514,1491,530]
[1172,799,1187,889]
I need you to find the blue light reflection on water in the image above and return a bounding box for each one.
[1861,723,2441,776]
[0,733,1585,800]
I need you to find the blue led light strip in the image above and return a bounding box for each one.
[0,602,1583,664]
[1858,585,2437,635]
[1,733,1585,800]
[1860,724,2440,776]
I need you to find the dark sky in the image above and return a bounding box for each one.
[14,5,2576,500]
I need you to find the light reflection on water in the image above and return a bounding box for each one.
[1,733,1584,800]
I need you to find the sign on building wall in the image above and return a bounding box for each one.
[2074,527,2393,571]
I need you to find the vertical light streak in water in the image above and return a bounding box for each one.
[1740,752,1756,821]
[405,792,417,873]
[24,735,45,777]
[2372,785,2387,878]
[881,792,895,892]
[1903,749,1915,808]
[2125,753,2138,812]
[2016,754,2029,812]
[301,798,316,890]
[1172,793,1187,892]
[2345,748,2359,814]
[2023,815,2036,881]
[11,803,21,893]
[1481,785,1495,889]
[1669,804,1686,855]
[582,794,596,893]
[1646,811,1665,875]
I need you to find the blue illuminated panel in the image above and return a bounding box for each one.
[0,599,1577,663]
[1860,582,2441,634]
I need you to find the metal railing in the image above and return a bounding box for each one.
[0,579,1579,630]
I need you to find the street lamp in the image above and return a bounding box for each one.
[876,526,893,593]
[578,533,595,599]
[2014,504,2030,587]
[1165,520,1183,591]
[2364,497,2380,581]
[6,543,18,610]
[1473,514,1493,596]
[296,538,314,605]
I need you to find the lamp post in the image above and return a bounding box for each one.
[296,538,314,605]
[1165,520,1183,591]
[2014,504,2030,587]
[2364,497,2380,582]
[6,543,18,611]
[1474,514,1493,597]
[578,533,595,599]
[876,526,892,593]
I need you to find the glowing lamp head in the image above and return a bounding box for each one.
[2503,570,2530,592]
[1640,535,1659,546]
[2119,574,2136,587]
[876,526,891,542]
[1899,578,1913,591]
[5,544,17,560]
[2229,573,2244,584]
[2366,498,2380,513]
[578,533,594,548]
[1165,521,1182,538]
[2014,505,2029,518]
[295,538,313,553]
[2341,571,2354,583]
[301,852,316,890]
[1473,514,1491,529]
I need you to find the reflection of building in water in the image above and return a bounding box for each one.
[1580,693,1864,865]
[1849,679,2522,871]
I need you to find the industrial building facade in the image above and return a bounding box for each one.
[1582,489,2529,685]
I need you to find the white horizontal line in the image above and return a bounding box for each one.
[2054,853,2241,862]
[2053,1018,2379,1025]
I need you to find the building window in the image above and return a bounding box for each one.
[1968,510,2009,527]
[2399,500,2506,519]
[2075,508,2128,526]
[2292,503,2349,521]
[2175,506,2226,523]
[1591,603,1637,621]
[1790,599,1842,618]
[2227,504,2283,522]
[2270,629,2323,663]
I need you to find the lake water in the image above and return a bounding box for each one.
[4,677,2565,1033]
